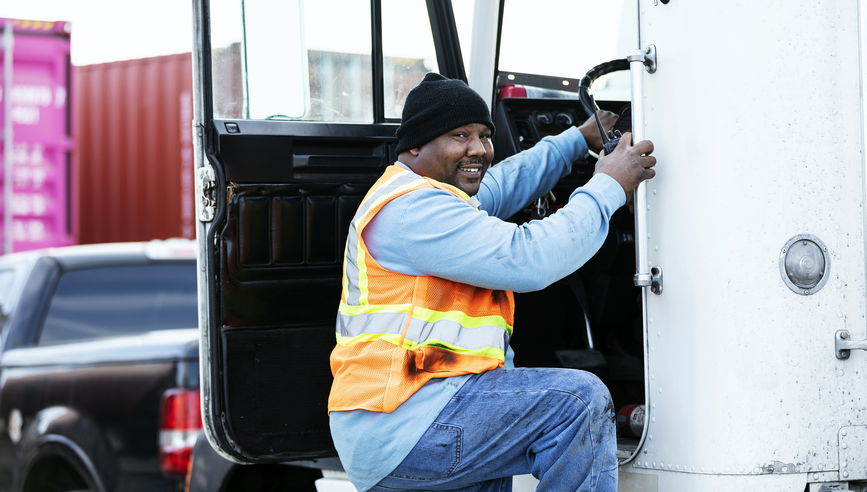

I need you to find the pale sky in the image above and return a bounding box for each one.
[2,0,636,78]
[1,0,450,66]
[1,0,195,66]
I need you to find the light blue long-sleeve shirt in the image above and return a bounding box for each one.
[330,126,626,491]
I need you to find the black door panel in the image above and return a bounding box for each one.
[215,121,398,183]
[221,324,335,458]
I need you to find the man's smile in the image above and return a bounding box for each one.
[457,159,487,179]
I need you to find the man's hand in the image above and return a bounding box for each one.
[593,132,656,194]
[578,110,618,153]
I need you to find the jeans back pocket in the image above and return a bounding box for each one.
[387,422,462,481]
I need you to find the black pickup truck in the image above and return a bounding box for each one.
[0,240,200,492]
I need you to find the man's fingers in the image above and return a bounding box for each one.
[612,133,654,155]
[594,134,658,193]
[611,133,652,155]
[631,138,654,156]
[613,132,632,152]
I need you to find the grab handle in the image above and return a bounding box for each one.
[628,46,657,288]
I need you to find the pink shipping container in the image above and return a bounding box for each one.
[75,53,195,244]
[0,18,76,253]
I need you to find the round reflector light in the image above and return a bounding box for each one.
[779,234,830,295]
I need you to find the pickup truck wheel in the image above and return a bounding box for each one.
[21,447,98,492]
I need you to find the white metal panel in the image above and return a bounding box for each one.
[838,425,867,480]
[620,467,810,491]
[631,0,866,486]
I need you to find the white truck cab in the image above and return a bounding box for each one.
[192,1,867,491]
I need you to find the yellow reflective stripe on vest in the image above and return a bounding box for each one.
[334,332,504,360]
[335,332,404,347]
[339,300,412,315]
[411,306,513,335]
[337,302,509,361]
[401,337,505,360]
[338,300,511,335]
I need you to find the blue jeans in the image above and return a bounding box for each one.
[369,368,617,492]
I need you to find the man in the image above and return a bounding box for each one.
[329,72,656,492]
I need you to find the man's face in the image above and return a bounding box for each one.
[409,123,494,196]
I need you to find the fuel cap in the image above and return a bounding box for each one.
[779,234,830,295]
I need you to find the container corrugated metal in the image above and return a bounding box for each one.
[0,18,77,253]
[75,52,194,244]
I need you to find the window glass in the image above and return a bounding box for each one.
[451,0,476,81]
[381,0,439,119]
[0,267,19,329]
[0,269,18,308]
[211,0,374,122]
[38,264,198,346]
[303,1,373,122]
[210,0,245,119]
[498,0,639,100]
[0,264,27,326]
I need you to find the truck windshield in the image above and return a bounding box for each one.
[498,0,638,99]
[37,263,198,346]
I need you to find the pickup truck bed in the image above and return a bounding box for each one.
[0,240,200,492]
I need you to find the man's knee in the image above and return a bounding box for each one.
[588,376,615,431]
[558,370,614,423]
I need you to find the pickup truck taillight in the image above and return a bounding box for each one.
[160,389,202,476]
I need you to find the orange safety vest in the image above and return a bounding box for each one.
[329,164,515,413]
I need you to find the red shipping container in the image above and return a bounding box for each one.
[75,53,195,244]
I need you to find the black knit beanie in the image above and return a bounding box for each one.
[395,72,495,155]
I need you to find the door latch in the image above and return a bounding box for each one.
[650,266,663,295]
[628,44,657,74]
[835,330,867,359]
[197,167,216,222]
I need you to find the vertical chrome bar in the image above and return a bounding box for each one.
[3,20,13,255]
[628,48,651,287]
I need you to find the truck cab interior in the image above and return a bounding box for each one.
[195,0,646,469]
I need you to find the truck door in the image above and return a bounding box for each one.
[192,0,465,462]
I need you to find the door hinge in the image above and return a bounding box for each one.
[227,182,238,205]
[197,167,216,222]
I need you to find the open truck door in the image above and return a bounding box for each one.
[191,0,477,463]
